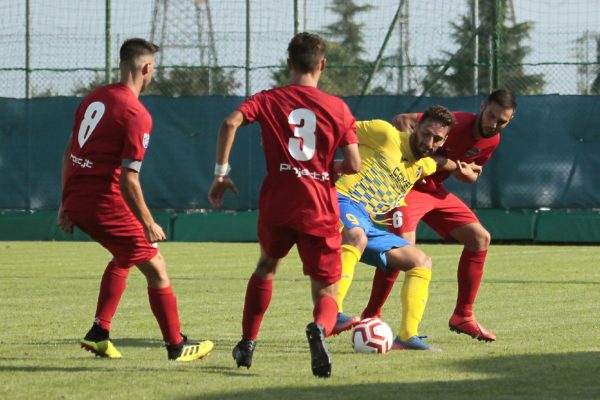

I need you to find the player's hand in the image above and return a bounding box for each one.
[208,176,239,209]
[454,160,480,183]
[57,206,74,233]
[144,221,166,243]
[470,162,483,175]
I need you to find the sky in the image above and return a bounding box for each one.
[1,0,599,98]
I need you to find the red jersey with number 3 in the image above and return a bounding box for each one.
[415,111,500,193]
[238,84,358,236]
[62,83,152,210]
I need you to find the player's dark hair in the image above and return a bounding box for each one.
[487,89,517,110]
[420,104,455,128]
[287,32,326,73]
[119,38,160,68]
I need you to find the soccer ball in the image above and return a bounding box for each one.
[352,318,394,354]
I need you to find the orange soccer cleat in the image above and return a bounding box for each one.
[449,314,496,342]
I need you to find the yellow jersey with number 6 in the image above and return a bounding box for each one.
[336,119,437,215]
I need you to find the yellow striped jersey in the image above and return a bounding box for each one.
[336,119,437,215]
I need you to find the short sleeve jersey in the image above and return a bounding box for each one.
[62,83,152,210]
[415,112,500,193]
[237,84,358,236]
[336,120,437,214]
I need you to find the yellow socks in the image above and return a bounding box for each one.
[399,267,432,341]
[337,244,361,312]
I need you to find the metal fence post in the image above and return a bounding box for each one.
[25,0,31,99]
[492,0,503,89]
[106,0,112,84]
[245,0,251,97]
[294,0,299,35]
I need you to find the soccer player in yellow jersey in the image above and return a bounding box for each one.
[333,105,482,350]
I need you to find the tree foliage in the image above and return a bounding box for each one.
[593,37,600,95]
[575,32,600,95]
[271,0,375,96]
[72,66,239,97]
[145,67,239,96]
[423,0,544,96]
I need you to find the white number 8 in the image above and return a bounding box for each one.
[78,101,106,148]
[287,108,316,161]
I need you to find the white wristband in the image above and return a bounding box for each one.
[214,163,231,176]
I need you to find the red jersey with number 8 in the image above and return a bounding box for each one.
[62,83,152,210]
[238,84,358,236]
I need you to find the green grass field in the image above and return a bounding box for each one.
[1,241,599,399]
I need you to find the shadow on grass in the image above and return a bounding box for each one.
[33,337,163,348]
[0,365,99,373]
[178,351,600,400]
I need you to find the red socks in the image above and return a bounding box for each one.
[454,249,487,318]
[241,274,338,339]
[313,295,338,336]
[95,261,130,331]
[242,274,273,340]
[148,285,182,345]
[361,268,400,318]
[94,261,182,345]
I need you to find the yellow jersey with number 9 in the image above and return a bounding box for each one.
[336,119,437,215]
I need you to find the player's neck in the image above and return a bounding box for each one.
[290,71,320,88]
[472,119,483,141]
[120,73,142,98]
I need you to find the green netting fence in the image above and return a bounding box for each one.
[1,94,599,211]
[1,0,600,99]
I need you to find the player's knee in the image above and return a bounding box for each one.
[344,228,368,252]
[402,247,431,270]
[410,253,431,270]
[255,256,279,277]
[473,228,491,250]
[138,252,170,284]
[386,247,431,271]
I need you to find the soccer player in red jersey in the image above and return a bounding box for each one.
[58,38,213,361]
[361,90,516,342]
[208,32,361,378]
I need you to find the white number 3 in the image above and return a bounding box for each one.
[287,108,316,161]
[78,101,105,148]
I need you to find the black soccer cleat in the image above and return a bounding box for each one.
[83,322,109,342]
[305,322,332,378]
[232,338,256,369]
[166,333,214,362]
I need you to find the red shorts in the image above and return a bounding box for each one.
[66,205,158,268]
[388,188,479,240]
[258,216,342,284]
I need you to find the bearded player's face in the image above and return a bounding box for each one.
[411,119,449,158]
[478,101,515,138]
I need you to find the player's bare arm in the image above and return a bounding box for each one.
[57,135,74,233]
[392,113,419,133]
[119,168,166,243]
[431,155,481,183]
[208,110,244,208]
[431,155,457,172]
[333,143,361,175]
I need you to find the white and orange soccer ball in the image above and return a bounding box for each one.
[352,318,394,354]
